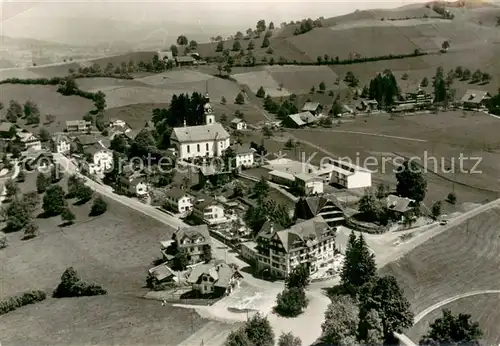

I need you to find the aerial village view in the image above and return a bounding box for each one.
[1,0,500,345]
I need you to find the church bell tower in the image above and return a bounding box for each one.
[204,92,215,125]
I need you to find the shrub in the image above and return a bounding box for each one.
[53,267,106,298]
[275,287,308,317]
[447,192,457,204]
[0,290,46,316]
[90,196,107,216]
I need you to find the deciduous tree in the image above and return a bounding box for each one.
[278,332,301,346]
[285,264,310,290]
[244,313,274,346]
[322,294,360,345]
[176,35,188,46]
[395,160,427,203]
[36,173,50,193]
[61,208,76,225]
[90,196,107,216]
[42,185,66,216]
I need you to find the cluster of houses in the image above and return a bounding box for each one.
[156,51,207,67]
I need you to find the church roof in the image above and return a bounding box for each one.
[171,123,230,143]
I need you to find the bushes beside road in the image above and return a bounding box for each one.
[0,290,47,316]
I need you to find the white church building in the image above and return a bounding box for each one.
[171,94,230,160]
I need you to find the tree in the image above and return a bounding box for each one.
[256,86,266,98]
[50,165,62,183]
[421,77,429,87]
[278,332,301,346]
[433,67,447,103]
[247,40,255,50]
[234,31,244,40]
[261,37,270,48]
[17,170,26,183]
[359,275,414,339]
[235,92,245,105]
[94,91,106,112]
[256,19,266,32]
[170,45,178,56]
[359,309,384,345]
[253,177,270,199]
[176,35,188,46]
[395,160,427,203]
[471,69,482,83]
[42,185,66,216]
[358,189,385,221]
[24,100,40,125]
[23,222,39,240]
[232,40,242,51]
[340,232,377,292]
[90,196,107,216]
[61,208,76,225]
[110,135,128,153]
[275,287,308,317]
[376,183,389,199]
[36,173,50,193]
[267,47,274,55]
[188,40,198,50]
[481,72,491,84]
[244,313,275,346]
[216,41,224,52]
[344,71,359,87]
[201,244,212,263]
[39,128,51,142]
[431,201,442,220]
[441,40,450,51]
[76,185,93,203]
[223,64,232,76]
[462,68,471,80]
[53,266,106,298]
[45,114,56,124]
[319,81,326,92]
[322,294,359,345]
[21,191,40,213]
[6,100,22,122]
[224,328,253,346]
[5,180,19,197]
[447,192,457,204]
[420,309,483,346]
[285,264,310,290]
[5,199,31,231]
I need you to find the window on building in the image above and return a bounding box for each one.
[197,144,200,152]
[206,143,209,151]
[187,145,190,153]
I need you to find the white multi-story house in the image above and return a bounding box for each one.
[165,187,194,214]
[327,159,372,189]
[193,196,226,225]
[51,135,71,154]
[294,173,324,196]
[84,143,113,175]
[254,216,337,278]
[187,261,243,296]
[232,143,254,168]
[66,120,91,133]
[171,225,212,265]
[170,94,230,160]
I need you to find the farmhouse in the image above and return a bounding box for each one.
[120,175,150,199]
[301,102,324,116]
[460,89,491,110]
[51,134,71,154]
[66,120,91,133]
[83,142,113,175]
[230,117,247,131]
[165,186,194,214]
[16,130,41,151]
[282,111,317,128]
[232,143,254,168]
[171,225,212,265]
[358,99,379,112]
[326,159,372,189]
[193,196,227,225]
[175,56,195,66]
[186,261,242,296]
[385,194,417,221]
[254,216,337,278]
[294,194,345,227]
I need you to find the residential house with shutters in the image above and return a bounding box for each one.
[193,195,227,225]
[170,94,230,160]
[186,261,243,296]
[171,225,212,265]
[253,216,337,278]
[460,89,491,110]
[385,194,417,222]
[119,175,150,199]
[16,130,41,151]
[230,117,247,131]
[165,186,194,215]
[51,134,71,154]
[232,143,254,168]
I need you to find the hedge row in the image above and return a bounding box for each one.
[0,290,47,316]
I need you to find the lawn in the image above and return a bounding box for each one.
[407,294,500,344]
[0,170,233,345]
[102,102,169,130]
[380,206,500,343]
[289,111,500,207]
[0,84,94,132]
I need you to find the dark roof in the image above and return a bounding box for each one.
[175,225,210,244]
[195,196,219,210]
[84,142,110,155]
[74,134,99,146]
[302,194,344,216]
[167,186,193,200]
[231,143,253,155]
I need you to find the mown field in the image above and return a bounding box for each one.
[0,172,222,346]
[290,111,500,207]
[380,206,500,344]
[408,294,500,344]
